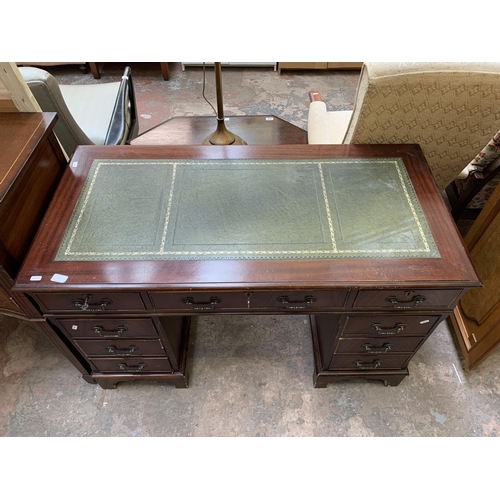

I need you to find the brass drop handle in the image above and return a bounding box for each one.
[362,343,394,353]
[386,295,426,309]
[92,326,127,338]
[72,294,112,312]
[371,323,406,335]
[354,360,382,370]
[106,345,138,356]
[117,363,146,372]
[182,297,222,310]
[277,296,317,309]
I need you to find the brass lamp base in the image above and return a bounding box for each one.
[203,118,247,145]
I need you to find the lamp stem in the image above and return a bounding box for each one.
[203,62,247,145]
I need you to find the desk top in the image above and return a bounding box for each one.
[0,112,57,202]
[14,144,480,290]
[54,156,438,261]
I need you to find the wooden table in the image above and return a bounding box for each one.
[13,143,480,389]
[130,115,308,146]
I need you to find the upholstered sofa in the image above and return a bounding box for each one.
[308,62,500,194]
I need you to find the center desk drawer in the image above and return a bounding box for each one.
[150,291,248,311]
[34,292,146,313]
[353,289,462,310]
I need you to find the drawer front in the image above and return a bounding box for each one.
[56,317,159,339]
[75,339,165,357]
[250,290,348,310]
[150,291,248,311]
[342,315,442,337]
[335,336,426,354]
[34,292,146,313]
[329,354,411,371]
[353,289,462,310]
[91,357,173,373]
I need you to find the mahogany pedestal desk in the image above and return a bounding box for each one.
[13,144,481,389]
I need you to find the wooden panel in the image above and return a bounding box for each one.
[327,62,363,69]
[278,62,328,70]
[451,179,500,368]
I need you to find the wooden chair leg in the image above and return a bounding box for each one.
[160,63,169,81]
[88,62,100,79]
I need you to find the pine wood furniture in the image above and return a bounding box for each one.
[450,179,500,368]
[13,143,480,389]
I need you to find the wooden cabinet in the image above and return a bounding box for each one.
[278,62,363,74]
[0,112,66,319]
[51,315,190,388]
[450,181,500,368]
[13,144,480,389]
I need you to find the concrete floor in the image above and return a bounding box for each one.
[1,62,499,437]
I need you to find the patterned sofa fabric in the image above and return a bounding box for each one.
[345,62,500,191]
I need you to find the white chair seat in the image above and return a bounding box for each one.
[60,82,121,145]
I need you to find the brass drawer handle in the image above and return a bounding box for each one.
[72,294,112,312]
[277,295,317,309]
[182,297,222,310]
[92,326,128,338]
[106,345,138,356]
[386,295,426,309]
[117,363,146,373]
[371,323,407,335]
[354,360,381,370]
[362,343,394,353]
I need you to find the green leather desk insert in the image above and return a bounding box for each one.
[55,158,439,261]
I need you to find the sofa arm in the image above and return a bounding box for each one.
[308,101,333,144]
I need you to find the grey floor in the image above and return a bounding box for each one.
[1,63,499,438]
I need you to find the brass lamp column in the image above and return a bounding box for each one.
[203,62,247,145]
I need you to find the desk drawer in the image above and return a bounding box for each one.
[353,289,462,310]
[56,317,159,339]
[335,336,426,354]
[329,354,410,371]
[34,292,146,313]
[76,339,165,357]
[150,291,248,311]
[91,357,173,373]
[250,290,348,310]
[342,315,442,337]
